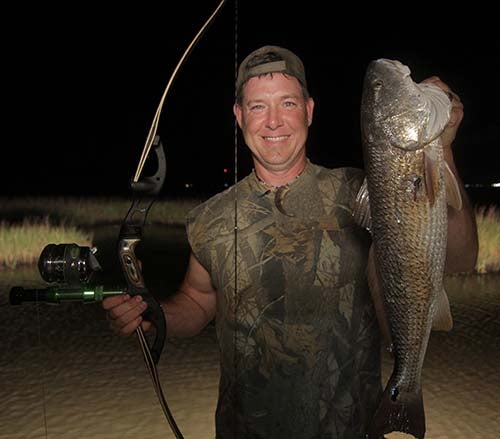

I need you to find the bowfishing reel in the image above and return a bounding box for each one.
[38,243,102,286]
[9,244,123,306]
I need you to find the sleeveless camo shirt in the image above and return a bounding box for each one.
[186,161,382,439]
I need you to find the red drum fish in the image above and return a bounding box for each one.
[354,58,462,439]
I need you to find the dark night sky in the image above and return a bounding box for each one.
[4,2,499,204]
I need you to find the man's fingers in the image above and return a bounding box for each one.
[140,320,153,332]
[102,293,130,310]
[114,315,144,337]
[421,75,441,84]
[110,315,153,337]
[104,294,148,336]
[106,295,145,319]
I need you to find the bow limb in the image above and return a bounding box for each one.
[134,0,228,183]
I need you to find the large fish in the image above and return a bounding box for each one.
[353,59,463,439]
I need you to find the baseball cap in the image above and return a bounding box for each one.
[235,45,308,95]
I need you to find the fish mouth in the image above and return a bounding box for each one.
[375,58,411,78]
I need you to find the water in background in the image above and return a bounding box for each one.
[466,186,500,208]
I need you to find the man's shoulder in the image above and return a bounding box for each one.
[186,188,232,231]
[186,179,243,223]
[309,162,365,197]
[311,162,365,181]
[185,175,254,245]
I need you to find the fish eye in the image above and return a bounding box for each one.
[372,79,383,90]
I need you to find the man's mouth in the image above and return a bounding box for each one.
[262,135,289,142]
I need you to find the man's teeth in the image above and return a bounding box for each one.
[263,135,288,142]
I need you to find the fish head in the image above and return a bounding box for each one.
[361,58,451,152]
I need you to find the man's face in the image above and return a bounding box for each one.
[233,73,314,175]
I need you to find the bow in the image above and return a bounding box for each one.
[118,1,227,437]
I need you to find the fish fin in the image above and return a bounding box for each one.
[366,244,393,353]
[353,177,372,231]
[431,287,454,331]
[443,161,463,210]
[369,378,425,439]
[418,82,452,143]
[423,150,439,206]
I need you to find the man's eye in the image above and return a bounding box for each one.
[283,101,297,108]
[250,104,265,111]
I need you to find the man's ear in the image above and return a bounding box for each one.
[306,97,315,127]
[233,103,243,128]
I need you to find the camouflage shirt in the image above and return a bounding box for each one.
[186,161,382,439]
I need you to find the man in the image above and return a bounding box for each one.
[103,46,478,438]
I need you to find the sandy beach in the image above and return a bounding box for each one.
[1,272,499,439]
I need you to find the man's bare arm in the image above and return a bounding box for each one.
[443,147,479,273]
[162,252,217,338]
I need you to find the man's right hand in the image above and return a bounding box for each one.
[103,294,152,336]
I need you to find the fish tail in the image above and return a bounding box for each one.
[367,378,425,439]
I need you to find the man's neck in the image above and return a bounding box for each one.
[254,158,308,188]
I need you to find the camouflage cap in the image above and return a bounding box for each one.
[236,45,308,94]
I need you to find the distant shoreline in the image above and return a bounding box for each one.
[1,197,498,274]
[466,187,500,208]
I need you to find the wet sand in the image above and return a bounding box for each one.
[1,274,499,439]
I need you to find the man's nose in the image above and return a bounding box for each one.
[265,105,283,129]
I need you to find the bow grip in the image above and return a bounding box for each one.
[118,237,166,364]
[141,291,167,364]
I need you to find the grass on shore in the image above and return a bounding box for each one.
[0,197,200,270]
[0,196,200,227]
[475,204,500,274]
[0,197,499,273]
[0,217,93,269]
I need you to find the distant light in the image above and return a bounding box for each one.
[223,168,229,174]
[493,183,500,188]
[185,183,194,189]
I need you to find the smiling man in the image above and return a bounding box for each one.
[103,45,477,439]
[233,47,314,185]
